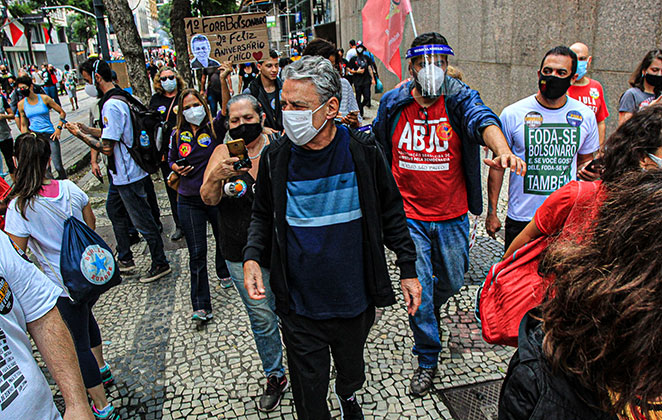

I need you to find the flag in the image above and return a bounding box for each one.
[43,25,51,44]
[361,0,412,80]
[4,20,27,47]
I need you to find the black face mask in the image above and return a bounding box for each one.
[18,88,29,97]
[645,73,662,89]
[229,122,263,145]
[538,74,572,100]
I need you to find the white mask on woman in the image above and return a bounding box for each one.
[182,105,206,126]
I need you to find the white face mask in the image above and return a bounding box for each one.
[183,105,206,126]
[416,64,445,98]
[282,102,328,146]
[84,83,99,98]
[162,78,177,92]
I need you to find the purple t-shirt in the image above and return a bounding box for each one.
[168,115,225,197]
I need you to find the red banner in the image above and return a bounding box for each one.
[361,0,412,80]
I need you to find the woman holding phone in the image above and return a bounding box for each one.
[169,89,232,323]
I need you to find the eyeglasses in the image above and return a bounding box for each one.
[160,75,175,81]
[418,107,430,137]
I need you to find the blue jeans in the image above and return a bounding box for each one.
[43,84,61,106]
[226,261,285,378]
[115,176,168,268]
[207,91,221,118]
[407,216,469,368]
[178,194,230,311]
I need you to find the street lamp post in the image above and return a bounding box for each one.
[41,3,110,60]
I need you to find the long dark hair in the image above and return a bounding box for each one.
[541,170,662,417]
[10,132,51,219]
[601,105,662,183]
[628,49,662,90]
[174,88,215,139]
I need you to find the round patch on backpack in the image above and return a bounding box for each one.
[80,245,116,286]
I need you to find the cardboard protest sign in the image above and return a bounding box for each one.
[184,12,269,69]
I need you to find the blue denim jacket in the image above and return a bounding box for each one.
[372,78,502,216]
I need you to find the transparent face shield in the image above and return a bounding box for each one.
[406,44,454,98]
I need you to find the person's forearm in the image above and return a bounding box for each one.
[87,127,102,138]
[597,120,606,148]
[482,125,512,156]
[487,167,505,217]
[200,176,224,206]
[28,307,90,412]
[75,132,104,152]
[503,220,542,259]
[221,77,231,117]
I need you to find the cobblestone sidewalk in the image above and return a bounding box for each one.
[40,102,515,419]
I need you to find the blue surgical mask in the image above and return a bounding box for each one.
[575,60,588,80]
[647,153,662,168]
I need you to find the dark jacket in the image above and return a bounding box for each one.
[247,77,283,132]
[243,125,417,314]
[499,312,617,420]
[372,78,502,216]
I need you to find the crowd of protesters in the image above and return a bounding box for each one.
[0,32,660,420]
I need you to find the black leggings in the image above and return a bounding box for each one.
[0,138,14,174]
[56,296,103,389]
[354,84,371,117]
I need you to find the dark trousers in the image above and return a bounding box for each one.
[207,91,222,118]
[504,216,530,251]
[280,307,376,420]
[43,84,61,106]
[159,159,180,229]
[354,83,371,117]
[0,138,14,174]
[143,173,162,231]
[177,194,229,311]
[57,296,102,389]
[115,176,168,267]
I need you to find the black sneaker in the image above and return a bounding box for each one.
[335,388,363,420]
[117,259,136,273]
[258,375,288,412]
[170,227,183,241]
[129,233,141,246]
[409,366,437,397]
[140,264,171,283]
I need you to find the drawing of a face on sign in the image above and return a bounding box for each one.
[190,34,221,69]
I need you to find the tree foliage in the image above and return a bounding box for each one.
[157,2,172,36]
[191,0,237,17]
[66,14,97,43]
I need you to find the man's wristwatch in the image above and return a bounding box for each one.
[56,125,63,130]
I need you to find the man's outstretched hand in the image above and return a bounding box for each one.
[483,153,526,176]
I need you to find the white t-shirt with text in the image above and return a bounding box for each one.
[0,231,62,420]
[500,94,599,221]
[5,180,89,297]
[101,98,148,185]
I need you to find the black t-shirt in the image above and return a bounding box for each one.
[349,55,372,86]
[240,66,258,89]
[149,92,179,147]
[204,67,222,94]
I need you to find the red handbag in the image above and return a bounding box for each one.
[478,181,600,347]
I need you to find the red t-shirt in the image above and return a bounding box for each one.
[534,180,603,237]
[567,78,609,123]
[391,96,468,221]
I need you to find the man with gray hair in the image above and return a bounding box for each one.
[243,56,422,419]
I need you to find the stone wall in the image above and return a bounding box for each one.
[337,0,662,133]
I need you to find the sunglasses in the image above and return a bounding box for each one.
[160,75,175,82]
[418,107,430,137]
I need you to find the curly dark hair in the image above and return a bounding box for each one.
[601,105,662,183]
[540,169,662,417]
